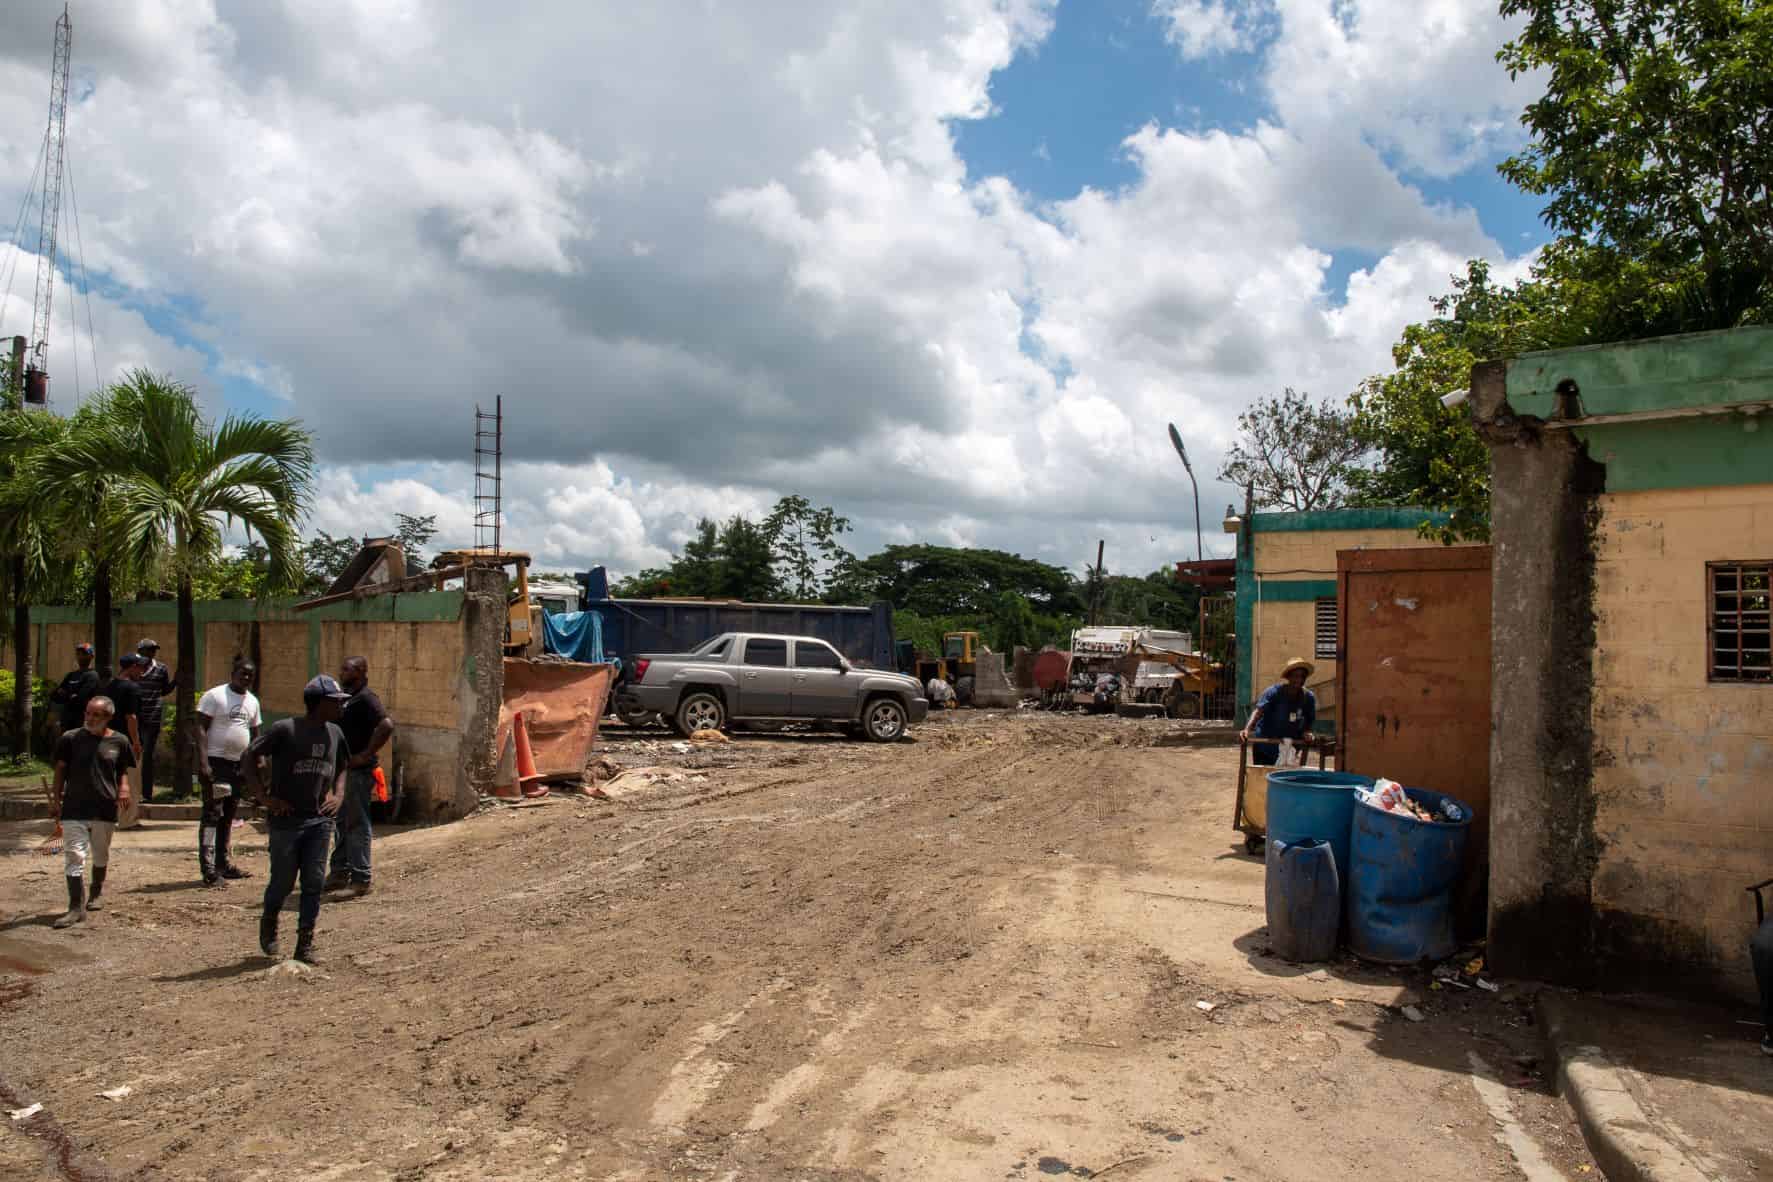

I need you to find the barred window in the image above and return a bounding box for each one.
[1314,598,1338,662]
[1709,562,1771,683]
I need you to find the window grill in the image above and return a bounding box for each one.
[1709,562,1771,683]
[1314,598,1338,662]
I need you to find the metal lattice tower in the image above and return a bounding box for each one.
[25,6,72,405]
[474,396,502,555]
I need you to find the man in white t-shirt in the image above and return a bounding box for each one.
[196,662,263,886]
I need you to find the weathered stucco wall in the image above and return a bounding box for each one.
[1588,483,1773,999]
[26,577,506,822]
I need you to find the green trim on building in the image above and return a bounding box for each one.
[1507,325,1773,419]
[1249,506,1448,533]
[1235,522,1254,713]
[1254,579,1338,603]
[28,589,466,630]
[1580,416,1772,492]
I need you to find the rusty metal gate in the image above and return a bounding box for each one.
[1198,593,1237,720]
[1336,545,1493,878]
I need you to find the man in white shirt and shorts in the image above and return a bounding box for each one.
[196,661,263,886]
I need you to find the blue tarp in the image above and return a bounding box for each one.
[541,609,605,664]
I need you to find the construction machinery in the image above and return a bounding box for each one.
[913,630,982,705]
[432,549,535,655]
[1116,640,1228,719]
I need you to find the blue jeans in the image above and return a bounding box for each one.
[263,817,334,931]
[328,768,374,883]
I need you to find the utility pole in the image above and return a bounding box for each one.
[1167,422,1203,563]
[1087,538,1105,626]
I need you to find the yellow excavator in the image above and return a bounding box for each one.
[431,548,535,655]
[913,630,983,706]
[1118,640,1227,719]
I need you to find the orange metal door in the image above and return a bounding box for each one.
[1336,546,1493,859]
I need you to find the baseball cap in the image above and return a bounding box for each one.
[137,638,160,652]
[75,642,94,655]
[303,674,352,703]
[120,653,146,668]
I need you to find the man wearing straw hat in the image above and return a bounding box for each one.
[1240,657,1317,766]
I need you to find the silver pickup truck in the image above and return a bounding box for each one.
[617,631,929,741]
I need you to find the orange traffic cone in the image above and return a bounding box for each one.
[491,730,521,798]
[514,711,549,799]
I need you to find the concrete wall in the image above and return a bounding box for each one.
[23,572,507,822]
[1588,483,1773,998]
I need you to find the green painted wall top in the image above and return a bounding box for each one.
[30,589,466,627]
[1505,325,1773,418]
[1249,506,1444,533]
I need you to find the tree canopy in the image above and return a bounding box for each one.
[1217,388,1366,512]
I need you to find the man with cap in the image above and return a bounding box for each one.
[196,661,262,885]
[49,695,136,928]
[132,638,176,803]
[245,675,350,965]
[1240,657,1318,767]
[99,658,144,763]
[326,655,394,897]
[49,642,101,736]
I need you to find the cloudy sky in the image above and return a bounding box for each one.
[0,0,1544,579]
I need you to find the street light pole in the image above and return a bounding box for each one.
[1167,422,1203,563]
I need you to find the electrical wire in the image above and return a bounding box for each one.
[66,241,79,403]
[65,155,99,393]
[0,133,50,340]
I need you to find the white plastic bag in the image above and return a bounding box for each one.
[1275,738,1307,768]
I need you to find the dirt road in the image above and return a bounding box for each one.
[1,712,1590,1180]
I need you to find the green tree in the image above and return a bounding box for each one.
[989,590,1037,653]
[1498,0,1773,337]
[76,370,314,794]
[763,494,854,600]
[1217,388,1367,512]
[0,410,74,753]
[1346,261,1573,541]
[713,515,780,601]
[827,545,1084,617]
[395,513,437,571]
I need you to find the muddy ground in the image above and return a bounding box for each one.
[0,710,1592,1181]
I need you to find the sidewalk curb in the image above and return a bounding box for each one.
[1535,992,1713,1182]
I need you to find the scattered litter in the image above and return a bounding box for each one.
[1475,978,1500,993]
[1329,998,1346,1007]
[669,742,692,755]
[1354,778,1462,822]
[98,1086,132,1101]
[688,729,729,744]
[1400,1005,1425,1022]
[8,1103,42,1121]
[1195,1000,1217,1013]
[265,959,319,978]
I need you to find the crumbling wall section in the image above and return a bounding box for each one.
[457,567,507,811]
[1474,360,1607,986]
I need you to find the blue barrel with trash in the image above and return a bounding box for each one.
[1265,837,1341,962]
[1263,770,1372,899]
[1347,787,1472,964]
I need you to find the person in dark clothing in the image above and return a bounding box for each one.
[326,656,394,895]
[1754,911,1773,1056]
[1240,657,1317,768]
[49,642,101,735]
[246,675,349,965]
[196,662,262,885]
[50,696,137,928]
[100,657,144,762]
[132,638,176,803]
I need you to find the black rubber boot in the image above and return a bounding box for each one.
[294,927,318,965]
[259,911,280,959]
[53,875,85,929]
[86,866,107,912]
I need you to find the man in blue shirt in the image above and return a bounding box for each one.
[1241,657,1317,766]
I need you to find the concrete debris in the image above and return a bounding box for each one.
[98,1086,132,1101]
[1401,1005,1425,1022]
[8,1103,42,1120]
[1195,1000,1217,1013]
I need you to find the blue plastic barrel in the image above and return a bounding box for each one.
[1265,838,1341,963]
[1264,770,1373,896]
[1347,788,1472,964]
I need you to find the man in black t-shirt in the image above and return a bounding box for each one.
[132,638,176,802]
[326,655,394,895]
[49,642,101,734]
[50,696,137,928]
[245,675,350,964]
[100,656,145,764]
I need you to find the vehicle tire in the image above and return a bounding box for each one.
[862,696,908,742]
[617,706,656,729]
[954,675,975,707]
[674,692,726,737]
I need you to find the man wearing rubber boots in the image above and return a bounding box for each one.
[247,676,349,964]
[1241,657,1318,767]
[50,696,136,928]
[326,656,393,898]
[196,661,262,886]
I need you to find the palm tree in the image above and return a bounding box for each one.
[0,408,80,755]
[76,371,314,794]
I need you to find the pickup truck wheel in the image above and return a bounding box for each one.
[863,697,908,742]
[675,693,726,737]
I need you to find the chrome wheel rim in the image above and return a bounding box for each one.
[868,702,903,739]
[685,699,721,732]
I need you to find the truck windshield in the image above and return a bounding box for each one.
[691,635,732,658]
[943,636,966,659]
